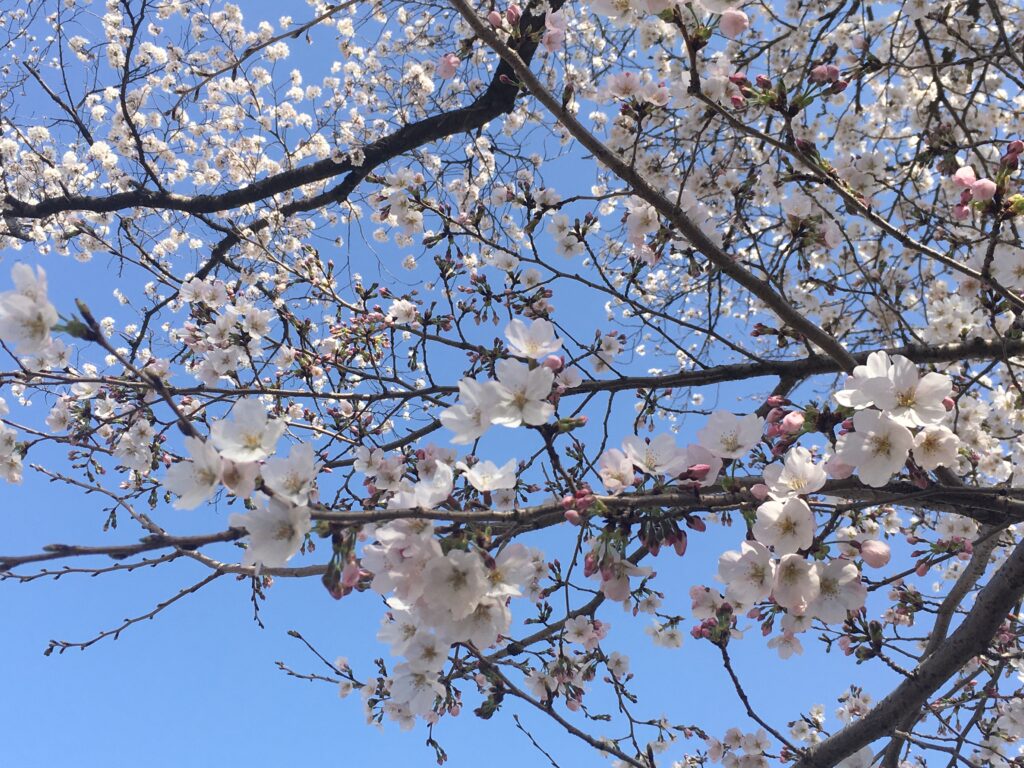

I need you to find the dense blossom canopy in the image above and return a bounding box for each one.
[3,0,1024,766]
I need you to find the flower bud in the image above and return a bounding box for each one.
[809,64,830,83]
[438,53,461,79]
[755,75,772,89]
[719,8,750,38]
[687,463,712,480]
[542,354,564,372]
[506,3,522,23]
[780,411,805,434]
[859,540,891,568]
[487,10,503,26]
[953,165,977,188]
[750,483,769,500]
[673,532,688,556]
[971,178,998,201]
[824,457,855,479]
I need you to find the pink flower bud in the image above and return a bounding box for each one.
[780,411,805,434]
[943,396,955,411]
[564,507,583,525]
[729,72,749,85]
[952,203,970,221]
[730,94,746,108]
[719,8,750,38]
[809,64,830,83]
[750,483,770,500]
[971,178,998,201]
[542,354,564,372]
[824,457,855,479]
[674,533,688,556]
[341,561,362,587]
[915,560,929,577]
[506,4,522,23]
[687,463,712,480]
[838,636,852,655]
[953,166,977,188]
[825,64,841,82]
[1008,139,1024,156]
[859,540,891,568]
[566,698,580,712]
[487,10,503,26]
[766,395,789,407]
[755,75,772,89]
[438,53,461,79]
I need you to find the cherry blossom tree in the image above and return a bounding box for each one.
[3,0,1024,765]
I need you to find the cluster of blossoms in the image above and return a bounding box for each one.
[173,277,274,387]
[0,396,21,482]
[362,524,545,724]
[440,317,581,443]
[0,264,61,363]
[832,352,958,486]
[163,399,313,569]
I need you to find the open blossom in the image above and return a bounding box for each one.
[752,497,815,555]
[440,378,500,444]
[833,350,894,409]
[600,555,652,602]
[0,264,59,355]
[389,663,445,716]
[456,458,517,492]
[621,434,688,476]
[542,10,566,51]
[598,448,635,492]
[354,446,385,477]
[718,540,775,605]
[229,497,311,569]
[421,549,489,622]
[261,442,318,504]
[767,631,804,659]
[807,560,865,623]
[164,436,222,509]
[210,399,285,463]
[763,446,826,499]
[490,360,554,428]
[697,411,763,459]
[913,425,960,470]
[772,554,820,614]
[505,318,562,359]
[834,409,914,487]
[862,356,952,427]
[392,462,454,510]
